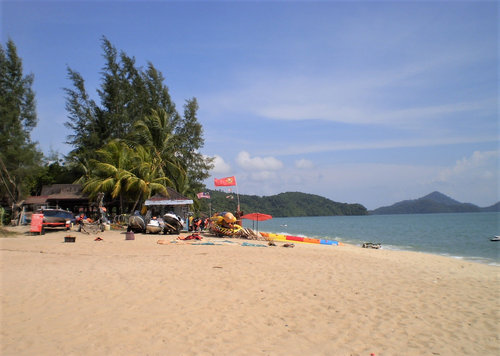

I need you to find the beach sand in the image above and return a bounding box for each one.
[1,226,498,355]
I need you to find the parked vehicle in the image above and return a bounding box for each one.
[38,208,74,232]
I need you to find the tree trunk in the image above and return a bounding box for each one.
[130,192,142,214]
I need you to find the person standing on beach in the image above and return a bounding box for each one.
[189,215,194,231]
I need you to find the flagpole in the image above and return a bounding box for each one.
[214,176,239,211]
[236,183,240,212]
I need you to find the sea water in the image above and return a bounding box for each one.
[241,212,500,265]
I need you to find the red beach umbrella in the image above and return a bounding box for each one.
[241,213,272,232]
[241,213,273,221]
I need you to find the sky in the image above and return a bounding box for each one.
[1,0,498,209]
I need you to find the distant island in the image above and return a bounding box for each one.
[201,190,368,217]
[370,191,500,215]
[200,190,499,217]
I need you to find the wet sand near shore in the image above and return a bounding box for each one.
[1,226,498,355]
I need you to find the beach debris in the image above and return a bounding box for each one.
[283,243,294,248]
[237,227,266,240]
[64,235,76,243]
[241,242,267,247]
[94,237,103,241]
[178,233,202,240]
[362,242,381,249]
[191,242,221,245]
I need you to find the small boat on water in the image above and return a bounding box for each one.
[490,236,500,242]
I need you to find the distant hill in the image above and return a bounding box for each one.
[199,190,368,217]
[370,191,499,215]
[481,202,500,212]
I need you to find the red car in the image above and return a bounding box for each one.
[39,208,74,231]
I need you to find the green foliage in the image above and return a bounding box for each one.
[64,37,213,208]
[198,190,367,217]
[30,153,80,195]
[0,39,43,205]
[83,140,171,214]
[128,108,184,186]
[63,68,101,161]
[178,98,214,194]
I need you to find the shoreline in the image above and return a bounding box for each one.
[369,243,500,267]
[1,226,499,355]
[255,212,500,267]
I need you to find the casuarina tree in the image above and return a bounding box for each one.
[64,36,213,208]
[0,39,42,208]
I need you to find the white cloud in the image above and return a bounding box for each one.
[295,158,314,169]
[211,155,231,174]
[236,151,284,171]
[270,135,497,156]
[431,151,499,205]
[202,54,496,128]
[250,171,278,181]
[212,151,499,209]
[234,161,439,209]
[253,83,493,128]
[436,150,498,183]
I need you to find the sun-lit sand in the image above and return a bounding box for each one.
[1,226,498,355]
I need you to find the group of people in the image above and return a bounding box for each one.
[75,206,110,231]
[188,216,210,232]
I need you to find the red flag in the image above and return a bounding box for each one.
[214,176,237,186]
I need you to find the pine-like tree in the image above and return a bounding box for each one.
[176,98,214,194]
[64,36,213,203]
[0,39,42,207]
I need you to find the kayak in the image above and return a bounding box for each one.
[262,232,340,246]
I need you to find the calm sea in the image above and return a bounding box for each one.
[241,212,500,265]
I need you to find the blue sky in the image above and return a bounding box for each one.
[2,0,498,209]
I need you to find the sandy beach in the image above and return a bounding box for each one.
[1,226,498,356]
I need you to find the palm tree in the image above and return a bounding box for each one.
[125,145,172,212]
[84,139,176,214]
[128,109,188,191]
[83,140,136,214]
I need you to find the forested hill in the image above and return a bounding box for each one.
[199,190,368,217]
[370,191,500,215]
